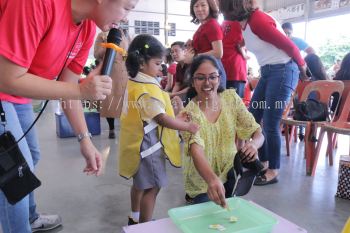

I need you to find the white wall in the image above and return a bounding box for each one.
[126,0,198,46]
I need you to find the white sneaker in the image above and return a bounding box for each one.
[31,214,62,232]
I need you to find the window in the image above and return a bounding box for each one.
[120,21,129,32]
[135,20,160,35]
[168,23,176,37]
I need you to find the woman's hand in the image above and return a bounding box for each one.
[240,141,258,163]
[79,64,112,100]
[80,139,102,176]
[207,177,227,208]
[299,64,310,81]
[184,48,196,64]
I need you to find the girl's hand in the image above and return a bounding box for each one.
[186,122,200,134]
[172,96,184,115]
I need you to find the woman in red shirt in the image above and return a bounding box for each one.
[186,0,227,88]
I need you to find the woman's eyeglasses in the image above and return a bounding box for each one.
[193,74,220,82]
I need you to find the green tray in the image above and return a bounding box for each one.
[168,197,278,233]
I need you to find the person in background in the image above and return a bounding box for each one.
[94,26,130,139]
[0,0,139,232]
[221,19,248,97]
[161,48,177,92]
[119,34,199,225]
[219,0,308,186]
[304,53,328,81]
[331,52,350,113]
[181,55,264,207]
[170,41,190,100]
[282,22,315,55]
[186,0,227,88]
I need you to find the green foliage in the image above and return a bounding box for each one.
[319,36,350,69]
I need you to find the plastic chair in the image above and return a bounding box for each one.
[315,81,350,167]
[281,80,312,157]
[282,80,344,175]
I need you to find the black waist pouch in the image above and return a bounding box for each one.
[0,131,41,205]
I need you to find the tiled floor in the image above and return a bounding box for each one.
[26,106,350,233]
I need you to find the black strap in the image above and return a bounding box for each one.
[0,25,83,155]
[0,100,5,124]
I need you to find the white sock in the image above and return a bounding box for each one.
[130,211,140,222]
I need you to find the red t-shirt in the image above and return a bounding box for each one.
[221,20,247,82]
[168,63,177,76]
[0,0,96,104]
[192,18,223,54]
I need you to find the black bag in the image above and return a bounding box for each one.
[0,100,41,205]
[293,99,329,121]
[0,131,41,205]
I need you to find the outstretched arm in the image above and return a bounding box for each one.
[154,113,199,134]
[190,143,227,208]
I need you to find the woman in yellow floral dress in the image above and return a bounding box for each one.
[182,55,264,208]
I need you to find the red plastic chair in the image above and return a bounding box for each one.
[282,80,344,175]
[315,81,350,170]
[281,81,312,157]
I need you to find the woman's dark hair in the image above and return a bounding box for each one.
[335,53,350,81]
[219,0,258,21]
[186,55,224,100]
[304,54,327,81]
[190,0,219,24]
[126,34,165,78]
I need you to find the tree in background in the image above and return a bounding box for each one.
[319,36,350,69]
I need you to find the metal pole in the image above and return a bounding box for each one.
[304,0,310,41]
[164,0,169,46]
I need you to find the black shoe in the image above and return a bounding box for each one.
[298,133,304,141]
[128,217,138,225]
[108,130,116,139]
[185,194,194,205]
[254,174,278,186]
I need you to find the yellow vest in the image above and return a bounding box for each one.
[119,79,181,178]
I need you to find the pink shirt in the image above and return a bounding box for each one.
[0,0,96,104]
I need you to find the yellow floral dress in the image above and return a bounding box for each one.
[182,89,260,198]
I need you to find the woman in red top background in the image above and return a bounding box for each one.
[186,0,227,88]
[221,20,248,97]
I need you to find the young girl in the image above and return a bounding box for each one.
[119,34,199,224]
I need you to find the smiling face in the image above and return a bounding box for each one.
[193,0,210,23]
[92,0,139,31]
[141,58,163,78]
[192,60,220,100]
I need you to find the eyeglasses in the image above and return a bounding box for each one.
[193,74,220,82]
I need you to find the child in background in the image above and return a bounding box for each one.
[119,34,200,224]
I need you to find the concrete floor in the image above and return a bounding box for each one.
[30,106,350,233]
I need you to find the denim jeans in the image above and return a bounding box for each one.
[0,102,40,233]
[192,168,235,204]
[216,59,227,89]
[227,80,246,98]
[249,61,299,169]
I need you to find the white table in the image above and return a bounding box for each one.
[122,201,307,233]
